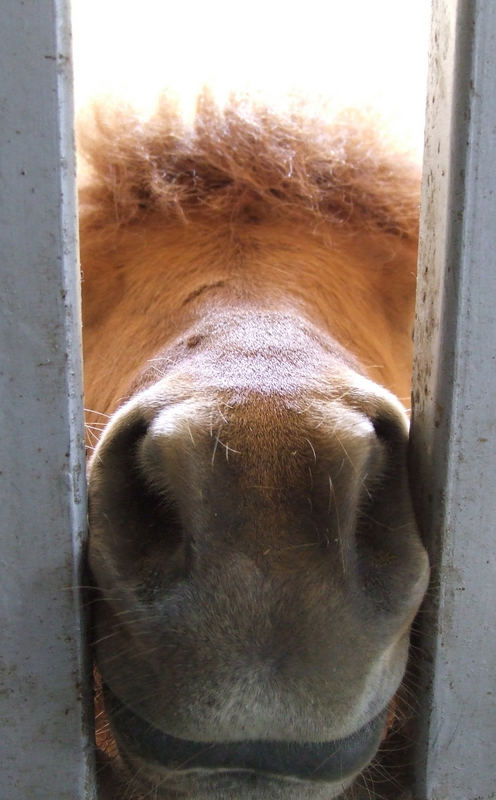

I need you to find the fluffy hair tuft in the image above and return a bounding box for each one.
[78,94,419,238]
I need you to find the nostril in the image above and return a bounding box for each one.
[89,411,149,486]
[88,409,186,591]
[350,406,428,617]
[371,411,408,445]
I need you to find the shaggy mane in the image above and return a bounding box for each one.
[78,94,419,238]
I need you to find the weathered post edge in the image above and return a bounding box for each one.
[410,1,496,798]
[0,1,96,797]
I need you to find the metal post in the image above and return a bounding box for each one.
[0,1,95,798]
[411,1,496,797]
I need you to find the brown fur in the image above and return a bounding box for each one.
[79,95,419,233]
[82,96,426,800]
[81,97,420,420]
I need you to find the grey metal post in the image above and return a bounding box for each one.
[411,0,496,797]
[0,1,95,798]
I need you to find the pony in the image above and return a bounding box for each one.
[80,96,429,799]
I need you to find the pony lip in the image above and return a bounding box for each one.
[103,683,387,782]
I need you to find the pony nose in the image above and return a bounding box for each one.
[88,384,429,747]
[88,387,428,619]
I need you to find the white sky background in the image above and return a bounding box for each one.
[71,0,432,162]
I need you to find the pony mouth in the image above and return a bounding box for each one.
[103,684,387,782]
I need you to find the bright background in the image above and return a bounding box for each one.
[71,0,432,161]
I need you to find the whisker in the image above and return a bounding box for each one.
[84,408,111,419]
[304,437,317,464]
